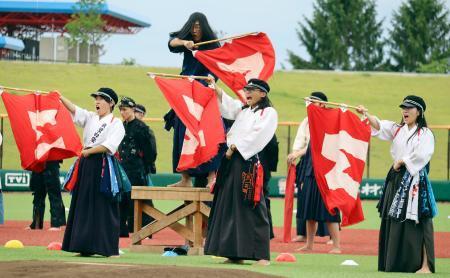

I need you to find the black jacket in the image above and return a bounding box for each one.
[119,119,157,174]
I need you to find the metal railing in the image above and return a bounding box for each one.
[0,115,449,180]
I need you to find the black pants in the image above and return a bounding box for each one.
[30,166,66,229]
[119,170,153,237]
[263,178,274,239]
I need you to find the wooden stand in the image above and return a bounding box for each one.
[130,187,213,255]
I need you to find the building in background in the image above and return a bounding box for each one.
[0,1,150,63]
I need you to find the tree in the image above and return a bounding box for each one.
[390,0,450,72]
[289,0,385,71]
[65,0,109,63]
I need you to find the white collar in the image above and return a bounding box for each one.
[98,112,113,122]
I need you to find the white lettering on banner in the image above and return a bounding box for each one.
[5,173,30,187]
[28,110,66,159]
[321,130,368,199]
[217,52,265,81]
[360,183,383,196]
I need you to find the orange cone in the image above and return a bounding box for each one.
[275,253,297,262]
[47,242,62,250]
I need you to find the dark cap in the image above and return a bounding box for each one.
[244,78,270,93]
[399,95,426,112]
[119,96,136,108]
[134,104,146,114]
[309,91,328,102]
[90,87,118,105]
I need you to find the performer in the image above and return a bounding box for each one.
[293,92,341,253]
[60,88,125,257]
[357,95,436,273]
[134,104,146,121]
[205,79,277,266]
[165,12,223,188]
[134,103,156,186]
[118,97,157,237]
[287,92,330,243]
[27,160,66,231]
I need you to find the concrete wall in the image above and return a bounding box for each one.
[39,37,98,63]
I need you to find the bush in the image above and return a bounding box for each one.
[121,58,136,66]
[417,58,450,74]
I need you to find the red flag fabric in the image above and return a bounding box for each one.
[307,104,370,226]
[193,32,275,103]
[1,91,82,172]
[154,77,225,171]
[283,164,296,242]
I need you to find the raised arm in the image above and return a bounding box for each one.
[356,105,380,131]
[60,95,76,115]
[209,78,242,120]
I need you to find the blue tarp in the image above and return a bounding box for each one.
[0,36,25,51]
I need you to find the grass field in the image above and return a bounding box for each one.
[0,247,449,277]
[0,61,449,179]
[2,192,450,232]
[1,192,450,277]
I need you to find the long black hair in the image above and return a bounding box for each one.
[399,108,429,142]
[170,12,220,50]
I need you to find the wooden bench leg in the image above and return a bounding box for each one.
[134,200,142,245]
[185,200,193,246]
[202,214,208,238]
[193,210,203,249]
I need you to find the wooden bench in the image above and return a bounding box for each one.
[130,186,213,255]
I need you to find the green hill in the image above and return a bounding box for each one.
[0,61,449,179]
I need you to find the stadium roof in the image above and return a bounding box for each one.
[0,1,151,34]
[0,35,25,51]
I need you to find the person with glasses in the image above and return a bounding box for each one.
[204,79,277,266]
[165,12,224,188]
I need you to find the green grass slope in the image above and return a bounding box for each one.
[0,61,449,178]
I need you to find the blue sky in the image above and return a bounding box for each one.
[100,0,449,69]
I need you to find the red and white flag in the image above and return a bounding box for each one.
[193,32,275,103]
[307,104,371,226]
[1,91,82,172]
[154,77,225,171]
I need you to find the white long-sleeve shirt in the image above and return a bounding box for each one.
[371,118,434,176]
[292,117,309,151]
[73,106,125,154]
[219,91,278,160]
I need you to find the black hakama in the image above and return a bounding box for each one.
[297,147,340,223]
[62,153,120,257]
[295,159,329,236]
[204,153,270,261]
[378,167,435,273]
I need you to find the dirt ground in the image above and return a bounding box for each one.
[1,221,450,257]
[0,261,280,278]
